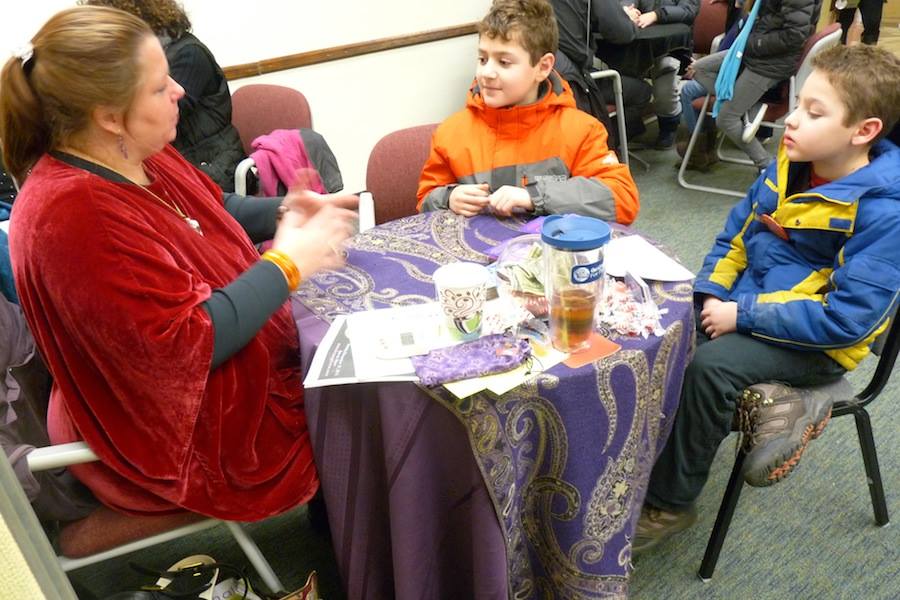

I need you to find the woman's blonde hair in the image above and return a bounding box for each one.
[0,6,153,182]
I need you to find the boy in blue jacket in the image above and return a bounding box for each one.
[634,44,900,554]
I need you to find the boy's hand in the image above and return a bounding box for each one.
[702,295,722,312]
[449,183,490,217]
[637,11,659,28]
[489,185,534,217]
[700,300,737,339]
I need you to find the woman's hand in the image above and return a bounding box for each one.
[271,203,357,281]
[684,58,696,79]
[700,299,737,339]
[489,185,533,217]
[273,170,358,279]
[281,169,359,226]
[449,183,490,217]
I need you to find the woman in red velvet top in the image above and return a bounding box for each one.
[0,6,356,520]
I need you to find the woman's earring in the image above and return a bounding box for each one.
[117,134,129,159]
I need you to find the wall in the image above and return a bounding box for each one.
[2,1,490,191]
[0,518,46,599]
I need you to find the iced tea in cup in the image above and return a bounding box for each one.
[541,215,611,352]
[432,262,491,341]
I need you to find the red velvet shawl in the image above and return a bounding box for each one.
[10,146,317,520]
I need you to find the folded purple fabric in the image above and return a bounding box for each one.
[411,334,531,387]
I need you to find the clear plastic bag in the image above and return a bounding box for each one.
[493,234,549,317]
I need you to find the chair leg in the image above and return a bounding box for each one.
[716,123,783,166]
[224,521,285,594]
[610,72,629,169]
[698,450,747,581]
[628,151,651,172]
[853,407,889,526]
[677,96,745,199]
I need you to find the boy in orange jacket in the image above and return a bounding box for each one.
[416,0,639,224]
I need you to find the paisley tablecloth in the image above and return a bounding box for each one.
[293,211,694,599]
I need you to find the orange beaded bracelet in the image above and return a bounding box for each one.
[262,249,301,291]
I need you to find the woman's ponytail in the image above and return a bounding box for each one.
[0,52,52,184]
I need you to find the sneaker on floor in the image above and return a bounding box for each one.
[632,504,697,555]
[741,104,768,144]
[738,383,834,487]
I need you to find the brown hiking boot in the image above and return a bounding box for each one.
[737,383,834,487]
[632,504,697,556]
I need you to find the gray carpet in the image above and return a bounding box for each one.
[627,140,900,600]
[70,137,900,600]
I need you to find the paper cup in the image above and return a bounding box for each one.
[432,262,490,340]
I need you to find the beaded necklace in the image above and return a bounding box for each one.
[58,149,203,235]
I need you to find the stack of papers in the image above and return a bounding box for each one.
[605,235,694,281]
[303,303,563,398]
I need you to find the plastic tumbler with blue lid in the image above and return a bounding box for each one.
[540,215,611,352]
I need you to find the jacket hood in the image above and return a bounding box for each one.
[466,71,577,130]
[773,139,900,203]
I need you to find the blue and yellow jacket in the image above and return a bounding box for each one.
[695,139,900,370]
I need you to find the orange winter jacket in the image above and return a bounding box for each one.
[416,72,639,224]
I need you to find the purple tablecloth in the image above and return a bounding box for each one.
[292,211,694,599]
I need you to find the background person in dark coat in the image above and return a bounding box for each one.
[836,0,886,45]
[551,0,653,147]
[687,0,821,170]
[627,0,700,148]
[83,0,245,191]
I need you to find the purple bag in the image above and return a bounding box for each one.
[411,334,531,387]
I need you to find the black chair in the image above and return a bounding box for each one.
[699,313,900,580]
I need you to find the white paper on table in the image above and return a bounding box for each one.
[487,341,567,395]
[442,377,488,399]
[345,304,448,380]
[605,235,695,281]
[303,316,359,388]
[303,314,420,388]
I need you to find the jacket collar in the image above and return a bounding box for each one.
[772,139,900,205]
[466,71,576,132]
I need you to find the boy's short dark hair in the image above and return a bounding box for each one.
[811,44,900,143]
[478,0,559,65]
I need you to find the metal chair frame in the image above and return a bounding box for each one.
[677,24,842,198]
[590,70,632,169]
[25,442,285,593]
[698,313,900,580]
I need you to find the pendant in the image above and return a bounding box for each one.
[185,217,203,236]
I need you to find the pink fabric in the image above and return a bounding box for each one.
[250,129,326,196]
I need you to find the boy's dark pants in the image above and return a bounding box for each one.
[645,309,845,512]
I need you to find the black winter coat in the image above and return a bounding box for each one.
[743,0,822,80]
[552,0,638,69]
[164,33,245,192]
